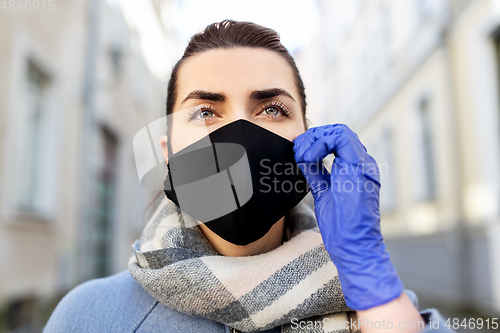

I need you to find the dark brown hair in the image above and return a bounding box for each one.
[166,20,307,122]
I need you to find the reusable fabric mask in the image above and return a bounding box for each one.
[163,119,310,245]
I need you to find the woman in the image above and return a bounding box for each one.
[44,20,454,333]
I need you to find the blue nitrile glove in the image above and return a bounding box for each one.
[293,124,404,311]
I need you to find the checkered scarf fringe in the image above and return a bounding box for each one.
[128,197,360,333]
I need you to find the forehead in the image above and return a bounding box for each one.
[175,48,298,102]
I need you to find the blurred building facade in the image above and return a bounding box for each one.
[296,0,500,316]
[0,0,180,331]
[3,0,500,331]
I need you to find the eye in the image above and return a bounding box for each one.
[259,101,291,118]
[187,104,218,121]
[263,106,280,116]
[199,110,215,118]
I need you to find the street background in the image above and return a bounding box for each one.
[1,0,500,332]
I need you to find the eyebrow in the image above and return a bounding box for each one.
[181,90,225,105]
[250,88,295,102]
[180,88,296,105]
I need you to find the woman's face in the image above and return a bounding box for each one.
[167,47,306,154]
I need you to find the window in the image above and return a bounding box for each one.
[93,127,119,278]
[13,60,57,217]
[380,128,397,212]
[369,127,397,213]
[494,29,500,130]
[5,296,37,332]
[413,96,436,201]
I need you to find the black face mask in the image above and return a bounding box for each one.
[164,119,310,246]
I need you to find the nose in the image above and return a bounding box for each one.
[225,106,252,124]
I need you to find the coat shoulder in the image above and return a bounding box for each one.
[43,270,158,332]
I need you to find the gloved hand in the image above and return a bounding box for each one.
[293,124,404,311]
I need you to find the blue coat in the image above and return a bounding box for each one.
[43,270,454,332]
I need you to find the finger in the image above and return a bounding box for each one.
[297,124,368,165]
[293,124,341,162]
[296,161,330,199]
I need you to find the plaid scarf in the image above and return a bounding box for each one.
[128,197,360,333]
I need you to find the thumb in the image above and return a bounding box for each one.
[297,161,330,200]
